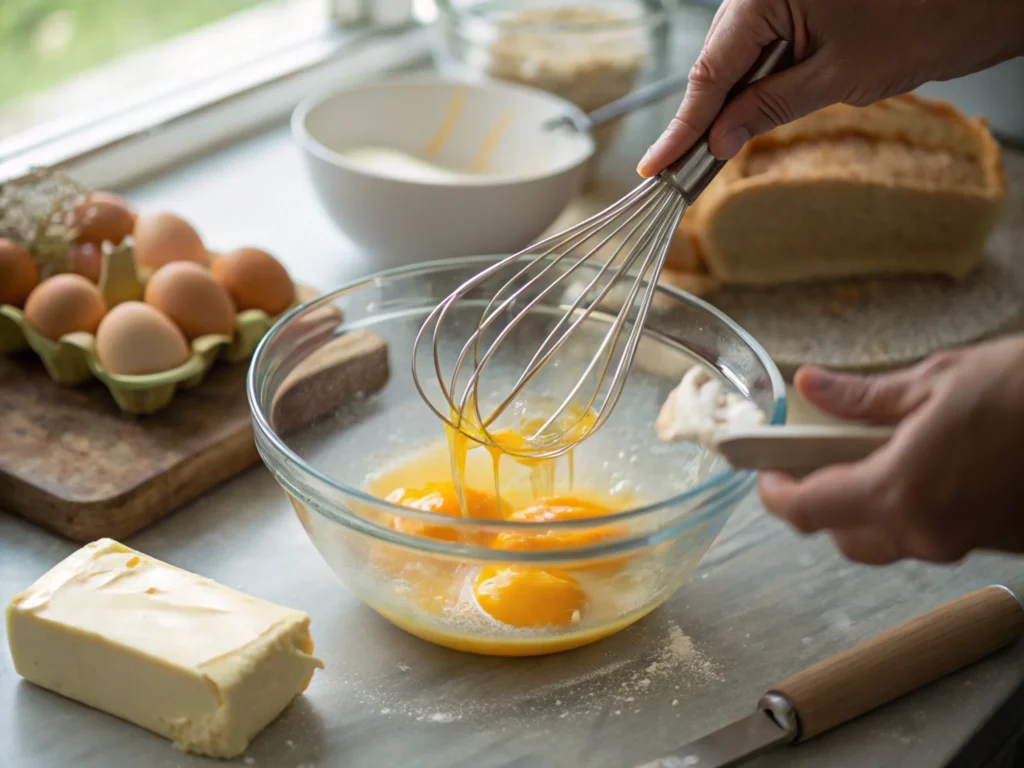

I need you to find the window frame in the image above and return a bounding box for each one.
[0,4,428,189]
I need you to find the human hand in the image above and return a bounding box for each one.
[638,0,1024,175]
[758,335,1024,565]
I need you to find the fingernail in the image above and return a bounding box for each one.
[802,368,836,395]
[758,472,782,493]
[718,127,750,159]
[636,148,653,177]
[758,471,794,497]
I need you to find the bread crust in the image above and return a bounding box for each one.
[666,94,1006,288]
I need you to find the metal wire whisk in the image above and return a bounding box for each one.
[412,42,790,459]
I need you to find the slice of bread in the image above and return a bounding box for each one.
[664,95,1006,289]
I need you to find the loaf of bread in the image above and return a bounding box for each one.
[662,95,1006,291]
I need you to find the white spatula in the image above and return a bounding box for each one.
[714,424,896,477]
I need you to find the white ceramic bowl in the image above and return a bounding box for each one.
[292,77,595,265]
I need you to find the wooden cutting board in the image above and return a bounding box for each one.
[0,326,391,543]
[0,353,259,542]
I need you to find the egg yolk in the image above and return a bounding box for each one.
[451,400,597,463]
[387,482,508,544]
[377,400,629,645]
[512,496,614,522]
[474,566,586,628]
[492,495,631,576]
[491,495,618,552]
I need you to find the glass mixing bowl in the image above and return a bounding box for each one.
[248,256,786,656]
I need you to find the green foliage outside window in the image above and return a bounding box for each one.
[0,0,268,105]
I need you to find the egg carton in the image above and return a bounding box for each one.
[0,243,308,415]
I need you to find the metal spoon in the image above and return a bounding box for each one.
[543,71,692,133]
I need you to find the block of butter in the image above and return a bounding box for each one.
[5,538,324,758]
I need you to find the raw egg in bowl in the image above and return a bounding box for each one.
[248,256,785,657]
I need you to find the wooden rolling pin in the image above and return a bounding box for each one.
[638,584,1024,767]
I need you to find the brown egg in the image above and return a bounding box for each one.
[0,239,39,307]
[72,242,103,283]
[23,274,106,341]
[67,192,136,247]
[211,247,295,316]
[95,302,191,375]
[133,212,208,271]
[144,262,236,340]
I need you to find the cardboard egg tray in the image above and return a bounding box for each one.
[0,243,308,415]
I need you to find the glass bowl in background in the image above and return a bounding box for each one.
[248,256,785,656]
[430,0,682,168]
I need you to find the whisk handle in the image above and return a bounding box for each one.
[662,40,791,204]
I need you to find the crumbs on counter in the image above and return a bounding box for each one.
[348,621,719,724]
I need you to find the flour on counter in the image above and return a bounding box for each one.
[656,366,766,447]
[352,621,719,724]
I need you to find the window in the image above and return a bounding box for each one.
[0,1,341,140]
[0,0,425,185]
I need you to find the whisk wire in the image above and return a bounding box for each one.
[525,189,681,439]
[411,40,791,460]
[509,186,669,391]
[426,179,660,430]
[531,191,685,440]
[589,196,686,438]
[464,184,680,456]
[461,179,660,376]
[411,178,687,459]
[470,185,671,429]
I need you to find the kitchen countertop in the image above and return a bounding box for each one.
[3,70,1024,768]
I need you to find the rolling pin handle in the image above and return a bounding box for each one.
[763,584,1024,742]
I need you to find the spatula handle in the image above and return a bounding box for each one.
[715,424,895,477]
[760,585,1024,742]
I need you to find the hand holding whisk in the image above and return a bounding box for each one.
[412,41,791,460]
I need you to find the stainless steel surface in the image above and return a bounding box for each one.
[412,41,789,459]
[663,40,790,203]
[635,710,793,768]
[2,51,1024,768]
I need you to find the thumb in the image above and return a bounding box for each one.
[637,3,784,176]
[708,58,841,158]
[794,366,931,424]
